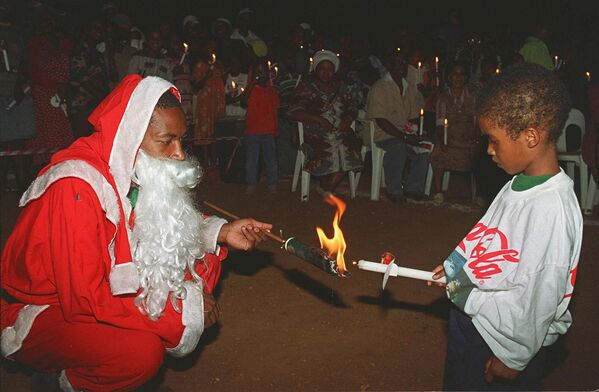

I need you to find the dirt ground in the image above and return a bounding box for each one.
[1,174,599,391]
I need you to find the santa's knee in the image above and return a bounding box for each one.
[118,333,165,386]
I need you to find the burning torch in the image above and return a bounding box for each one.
[203,198,348,277]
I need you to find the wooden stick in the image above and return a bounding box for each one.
[202,201,285,244]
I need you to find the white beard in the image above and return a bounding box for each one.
[131,150,204,320]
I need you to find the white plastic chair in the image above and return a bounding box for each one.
[291,122,357,201]
[557,108,588,209]
[354,120,387,200]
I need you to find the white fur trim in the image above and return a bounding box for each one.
[166,281,204,357]
[109,261,140,295]
[20,160,121,265]
[58,370,77,392]
[1,304,49,358]
[199,216,227,254]
[108,76,175,229]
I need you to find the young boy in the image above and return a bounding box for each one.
[429,63,582,390]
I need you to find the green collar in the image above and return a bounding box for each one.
[511,173,555,191]
[128,187,139,209]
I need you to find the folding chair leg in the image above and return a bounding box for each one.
[584,176,597,215]
[300,170,310,202]
[349,171,356,199]
[442,171,450,192]
[470,173,477,202]
[371,152,383,201]
[580,162,588,209]
[424,163,433,196]
[291,151,302,192]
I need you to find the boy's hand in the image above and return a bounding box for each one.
[484,356,519,384]
[427,264,446,287]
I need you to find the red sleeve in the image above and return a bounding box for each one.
[33,179,186,348]
[189,247,228,294]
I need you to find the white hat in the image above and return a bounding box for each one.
[182,15,199,27]
[313,50,339,72]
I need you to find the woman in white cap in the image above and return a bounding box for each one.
[288,50,364,195]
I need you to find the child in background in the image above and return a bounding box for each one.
[429,64,583,390]
[242,60,280,194]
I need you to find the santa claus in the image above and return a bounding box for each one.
[0,75,271,391]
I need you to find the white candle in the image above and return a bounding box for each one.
[554,55,559,70]
[2,48,9,72]
[443,118,448,145]
[417,61,422,84]
[434,56,439,86]
[586,71,591,83]
[419,108,424,136]
[357,260,446,284]
[179,43,189,65]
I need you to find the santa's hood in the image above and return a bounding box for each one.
[20,75,179,295]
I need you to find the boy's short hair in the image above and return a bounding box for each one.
[475,63,571,142]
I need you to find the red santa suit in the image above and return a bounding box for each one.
[0,75,227,391]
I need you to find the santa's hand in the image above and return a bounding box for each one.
[203,293,220,329]
[217,218,273,251]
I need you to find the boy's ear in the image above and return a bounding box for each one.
[523,128,541,148]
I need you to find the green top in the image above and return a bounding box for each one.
[128,187,139,209]
[511,173,556,191]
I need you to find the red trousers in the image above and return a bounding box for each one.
[13,306,164,391]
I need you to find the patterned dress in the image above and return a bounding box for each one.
[192,61,225,145]
[288,75,363,176]
[430,86,479,172]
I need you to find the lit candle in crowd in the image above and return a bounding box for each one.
[586,71,591,83]
[435,56,439,86]
[240,87,244,93]
[267,60,271,68]
[231,80,236,91]
[419,108,424,136]
[495,67,501,74]
[300,45,304,49]
[209,53,216,69]
[397,47,401,52]
[417,61,422,84]
[336,53,340,57]
[554,55,559,70]
[179,42,188,65]
[443,118,448,146]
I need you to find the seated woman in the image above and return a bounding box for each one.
[288,50,363,195]
[430,62,479,204]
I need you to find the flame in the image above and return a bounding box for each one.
[231,80,236,89]
[211,53,216,63]
[316,194,348,274]
[417,61,422,69]
[183,42,188,51]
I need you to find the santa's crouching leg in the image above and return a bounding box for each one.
[11,306,164,392]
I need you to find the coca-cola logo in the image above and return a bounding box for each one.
[458,223,520,280]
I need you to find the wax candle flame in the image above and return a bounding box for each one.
[316,194,348,275]
[231,80,236,89]
[444,118,448,126]
[496,68,500,74]
[586,71,591,82]
[268,60,271,68]
[397,47,401,52]
[435,56,439,63]
[183,42,188,51]
[211,53,216,63]
[420,108,424,116]
[417,61,422,69]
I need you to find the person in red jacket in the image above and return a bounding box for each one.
[0,75,271,391]
[241,60,280,194]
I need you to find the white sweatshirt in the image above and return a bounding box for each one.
[444,169,582,371]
